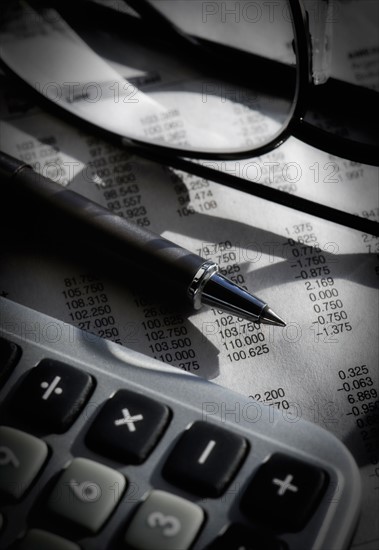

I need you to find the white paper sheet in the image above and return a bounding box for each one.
[0,1,378,547]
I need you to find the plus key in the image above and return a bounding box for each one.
[241,453,328,531]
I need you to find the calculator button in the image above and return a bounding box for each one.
[85,389,170,464]
[48,457,126,533]
[0,426,48,499]
[0,337,21,388]
[16,528,81,550]
[124,490,204,550]
[162,421,248,497]
[207,524,287,549]
[241,453,328,531]
[8,359,94,433]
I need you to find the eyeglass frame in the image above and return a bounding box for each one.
[0,0,378,237]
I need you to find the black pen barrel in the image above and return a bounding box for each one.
[0,151,205,296]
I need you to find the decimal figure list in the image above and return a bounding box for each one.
[284,223,354,341]
[61,275,122,345]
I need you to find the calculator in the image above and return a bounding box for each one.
[0,297,362,549]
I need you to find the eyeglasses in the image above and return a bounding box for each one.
[0,0,378,236]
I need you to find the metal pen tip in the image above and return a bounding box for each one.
[199,271,286,327]
[260,307,286,327]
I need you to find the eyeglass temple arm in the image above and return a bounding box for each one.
[127,142,379,237]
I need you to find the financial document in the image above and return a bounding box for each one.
[0,2,378,548]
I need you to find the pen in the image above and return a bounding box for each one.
[0,150,285,326]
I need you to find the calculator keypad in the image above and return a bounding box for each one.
[0,329,345,550]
